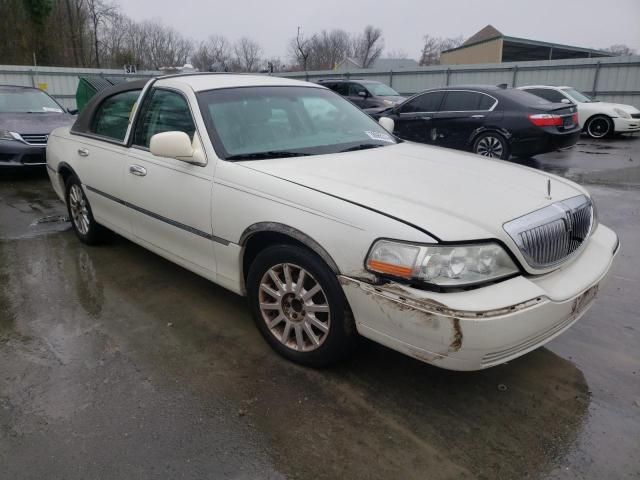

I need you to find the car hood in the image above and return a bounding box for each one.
[239,142,585,242]
[0,112,75,135]
[582,101,640,114]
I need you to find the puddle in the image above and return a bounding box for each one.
[30,214,70,226]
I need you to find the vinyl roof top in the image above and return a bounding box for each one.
[158,73,319,92]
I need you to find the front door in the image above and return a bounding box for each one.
[393,91,444,144]
[123,87,216,275]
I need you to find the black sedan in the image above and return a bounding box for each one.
[0,85,75,168]
[371,85,581,159]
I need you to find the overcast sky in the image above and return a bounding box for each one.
[120,0,640,60]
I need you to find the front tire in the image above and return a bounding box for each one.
[585,115,613,139]
[473,132,510,159]
[247,244,356,367]
[65,175,109,245]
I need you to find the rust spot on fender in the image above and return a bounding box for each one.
[449,318,463,352]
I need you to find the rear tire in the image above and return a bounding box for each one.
[65,175,109,245]
[585,115,613,139]
[473,132,510,159]
[247,244,357,367]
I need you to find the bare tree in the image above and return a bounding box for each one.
[603,44,637,56]
[352,25,384,68]
[233,37,262,72]
[289,26,316,72]
[192,35,231,71]
[419,35,464,66]
[141,21,193,69]
[86,0,117,67]
[309,29,351,70]
[385,49,409,59]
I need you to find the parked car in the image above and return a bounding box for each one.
[0,85,76,168]
[45,74,618,371]
[518,85,640,138]
[371,85,581,159]
[317,79,406,109]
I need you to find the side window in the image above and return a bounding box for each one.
[348,83,367,96]
[90,90,141,141]
[400,91,445,113]
[528,88,566,103]
[440,91,490,112]
[133,89,196,148]
[334,82,349,96]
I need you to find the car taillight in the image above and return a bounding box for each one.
[529,113,563,127]
[572,113,579,124]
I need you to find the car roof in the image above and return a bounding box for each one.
[0,85,41,92]
[519,85,572,89]
[156,73,323,92]
[316,79,381,84]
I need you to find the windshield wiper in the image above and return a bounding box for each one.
[226,150,312,161]
[339,143,387,153]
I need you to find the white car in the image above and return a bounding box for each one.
[46,74,619,371]
[519,85,640,138]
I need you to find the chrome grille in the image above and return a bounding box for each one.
[504,195,594,269]
[19,133,48,145]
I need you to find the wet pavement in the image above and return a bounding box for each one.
[1,136,639,479]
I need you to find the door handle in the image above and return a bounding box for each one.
[471,114,485,118]
[129,165,147,177]
[77,148,89,157]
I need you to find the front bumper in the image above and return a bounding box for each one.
[0,139,47,167]
[613,117,640,133]
[341,225,619,371]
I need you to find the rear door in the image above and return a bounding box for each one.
[123,87,216,275]
[433,90,496,149]
[394,91,444,143]
[72,88,141,234]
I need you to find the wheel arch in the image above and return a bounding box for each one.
[582,113,613,133]
[57,162,79,198]
[468,127,512,149]
[239,222,341,283]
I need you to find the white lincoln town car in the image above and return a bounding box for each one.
[46,74,619,370]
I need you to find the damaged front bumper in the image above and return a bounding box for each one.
[340,225,619,371]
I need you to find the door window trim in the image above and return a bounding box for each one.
[72,89,143,146]
[438,89,498,113]
[398,91,446,116]
[128,86,207,167]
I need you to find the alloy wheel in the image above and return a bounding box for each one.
[587,118,610,138]
[69,184,90,235]
[258,263,331,352]
[476,136,504,158]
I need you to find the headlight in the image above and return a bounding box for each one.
[614,108,631,119]
[0,129,18,141]
[366,239,519,287]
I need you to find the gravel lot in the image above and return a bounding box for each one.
[1,135,639,479]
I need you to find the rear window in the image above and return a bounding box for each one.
[525,88,567,103]
[500,88,552,108]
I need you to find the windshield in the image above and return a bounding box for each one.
[198,86,397,160]
[562,88,596,103]
[366,83,400,96]
[0,89,64,113]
